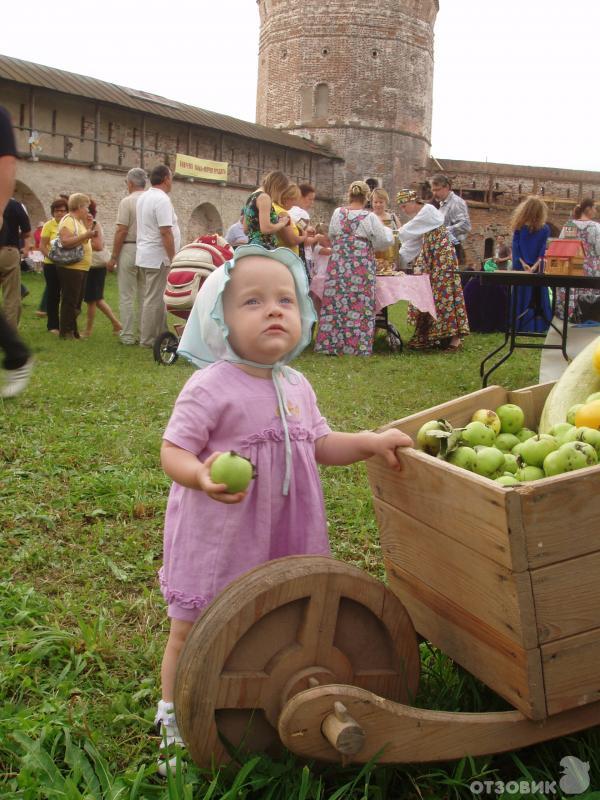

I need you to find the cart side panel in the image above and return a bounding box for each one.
[541,628,600,714]
[385,560,547,720]
[367,451,527,571]
[379,386,508,441]
[531,550,600,643]
[519,467,600,567]
[373,498,537,649]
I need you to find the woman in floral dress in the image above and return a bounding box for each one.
[243,170,291,249]
[397,189,469,351]
[557,197,600,320]
[315,180,393,355]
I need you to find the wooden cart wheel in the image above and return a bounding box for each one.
[174,555,420,767]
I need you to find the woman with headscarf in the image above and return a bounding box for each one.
[397,189,469,352]
[314,180,393,356]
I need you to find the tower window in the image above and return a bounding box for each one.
[322,48,329,56]
[315,83,329,118]
[281,48,287,59]
[371,49,379,58]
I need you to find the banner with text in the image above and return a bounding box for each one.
[174,153,228,182]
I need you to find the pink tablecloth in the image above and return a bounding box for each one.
[310,273,437,319]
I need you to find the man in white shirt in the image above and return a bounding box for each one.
[108,167,147,345]
[135,165,181,348]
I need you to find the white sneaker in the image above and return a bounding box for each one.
[154,700,185,777]
[1,358,34,399]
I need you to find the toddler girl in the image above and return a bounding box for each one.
[154,243,411,773]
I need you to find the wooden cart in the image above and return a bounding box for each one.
[174,382,600,767]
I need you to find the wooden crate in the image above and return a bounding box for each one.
[366,383,600,721]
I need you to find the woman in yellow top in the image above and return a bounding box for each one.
[39,197,68,334]
[57,193,97,339]
[273,184,308,256]
[371,188,400,275]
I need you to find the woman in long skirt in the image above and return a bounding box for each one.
[315,180,393,355]
[510,197,551,333]
[397,189,469,352]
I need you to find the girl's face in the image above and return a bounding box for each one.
[53,206,68,222]
[223,256,302,366]
[372,197,386,216]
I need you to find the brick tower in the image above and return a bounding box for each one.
[255,0,439,199]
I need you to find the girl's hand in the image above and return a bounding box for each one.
[372,429,413,471]
[196,451,248,504]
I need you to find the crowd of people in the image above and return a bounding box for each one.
[5,132,600,398]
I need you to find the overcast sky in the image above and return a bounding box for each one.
[3,0,599,172]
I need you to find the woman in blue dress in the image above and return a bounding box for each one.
[510,197,551,332]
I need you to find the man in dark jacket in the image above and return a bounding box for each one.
[0,195,32,327]
[0,105,33,398]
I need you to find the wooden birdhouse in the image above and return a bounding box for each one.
[544,238,586,275]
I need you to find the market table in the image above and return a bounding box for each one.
[309,273,436,316]
[471,270,600,386]
[310,272,436,352]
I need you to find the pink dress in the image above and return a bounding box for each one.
[159,360,331,621]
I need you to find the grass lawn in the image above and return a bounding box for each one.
[1,271,598,799]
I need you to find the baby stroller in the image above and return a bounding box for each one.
[153,235,234,365]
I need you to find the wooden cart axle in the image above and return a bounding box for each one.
[279,684,600,764]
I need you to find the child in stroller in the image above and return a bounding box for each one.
[153,235,234,365]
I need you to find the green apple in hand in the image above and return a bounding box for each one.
[210,451,255,493]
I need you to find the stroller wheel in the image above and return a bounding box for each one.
[154,331,179,365]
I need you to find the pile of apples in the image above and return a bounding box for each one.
[416,395,600,486]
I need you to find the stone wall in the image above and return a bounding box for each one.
[430,158,600,265]
[256,0,438,197]
[3,78,338,243]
